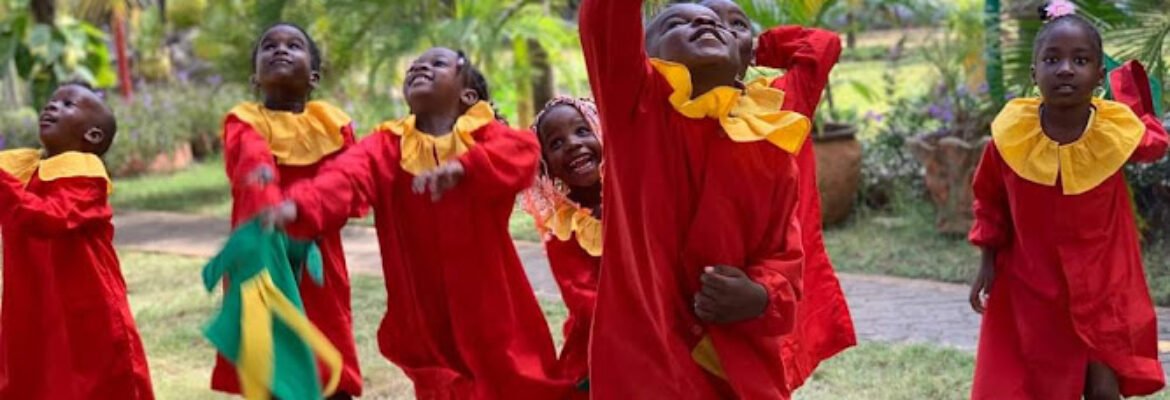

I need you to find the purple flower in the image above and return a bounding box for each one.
[1004,91,1017,101]
[142,92,154,108]
[176,70,191,84]
[0,135,7,150]
[208,75,223,87]
[977,83,989,94]
[130,130,139,140]
[864,109,885,122]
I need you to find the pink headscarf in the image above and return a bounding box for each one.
[521,97,604,239]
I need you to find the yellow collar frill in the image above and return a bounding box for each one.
[226,101,352,166]
[649,59,812,154]
[546,200,602,257]
[991,97,1144,195]
[0,149,111,193]
[377,101,495,176]
[0,148,43,184]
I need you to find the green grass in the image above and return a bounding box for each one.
[825,204,1170,306]
[111,157,232,216]
[116,251,1090,400]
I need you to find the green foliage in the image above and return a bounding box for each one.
[105,83,246,177]
[0,14,116,106]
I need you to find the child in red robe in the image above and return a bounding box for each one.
[968,4,1168,398]
[702,0,857,391]
[521,97,604,395]
[211,23,366,399]
[580,1,814,398]
[0,82,154,399]
[271,47,570,399]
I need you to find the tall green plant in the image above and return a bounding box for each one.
[0,14,115,106]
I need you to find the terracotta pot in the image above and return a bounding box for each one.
[907,134,989,235]
[114,143,194,177]
[814,122,862,227]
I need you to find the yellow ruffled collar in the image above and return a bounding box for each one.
[0,149,111,193]
[376,101,494,175]
[226,101,351,166]
[649,59,812,154]
[545,199,602,257]
[991,97,1144,195]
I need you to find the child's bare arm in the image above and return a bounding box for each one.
[579,0,653,129]
[0,173,111,236]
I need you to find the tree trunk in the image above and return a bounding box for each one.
[30,0,55,24]
[529,39,554,114]
[113,10,133,101]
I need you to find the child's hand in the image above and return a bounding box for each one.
[412,161,465,202]
[694,265,769,324]
[969,249,996,314]
[259,200,297,229]
[248,165,275,187]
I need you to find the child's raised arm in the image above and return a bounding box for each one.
[283,133,386,238]
[579,0,653,127]
[756,26,843,117]
[223,116,284,223]
[1109,61,1169,163]
[0,173,111,237]
[456,124,540,200]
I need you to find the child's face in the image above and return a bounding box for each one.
[700,0,753,74]
[646,5,740,72]
[1032,23,1103,108]
[253,25,317,96]
[38,85,107,155]
[538,105,602,189]
[404,48,475,114]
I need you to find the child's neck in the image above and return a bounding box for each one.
[689,65,740,99]
[568,184,602,217]
[1040,102,1093,145]
[415,108,465,136]
[263,91,308,113]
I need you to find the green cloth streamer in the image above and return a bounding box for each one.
[202,219,333,400]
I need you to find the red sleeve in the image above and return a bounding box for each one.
[339,123,371,219]
[1108,60,1169,163]
[223,116,282,226]
[286,133,386,237]
[733,159,804,337]
[0,173,111,236]
[757,26,842,117]
[580,0,654,129]
[457,123,540,200]
[968,143,1013,249]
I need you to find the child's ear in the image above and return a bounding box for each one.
[249,74,259,89]
[310,71,321,90]
[83,127,105,146]
[460,88,480,108]
[1030,64,1036,86]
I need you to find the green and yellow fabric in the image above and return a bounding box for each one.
[202,219,342,400]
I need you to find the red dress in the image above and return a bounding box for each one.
[285,102,570,399]
[969,63,1167,399]
[756,25,858,390]
[545,236,598,387]
[212,101,366,396]
[581,1,814,398]
[0,150,154,399]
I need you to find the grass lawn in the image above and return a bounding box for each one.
[825,203,1170,305]
[120,251,1100,399]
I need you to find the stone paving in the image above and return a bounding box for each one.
[114,210,1170,373]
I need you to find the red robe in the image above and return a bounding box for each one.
[756,25,858,390]
[0,151,154,399]
[581,1,809,398]
[969,63,1168,399]
[544,235,598,386]
[284,114,570,399]
[212,102,366,396]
